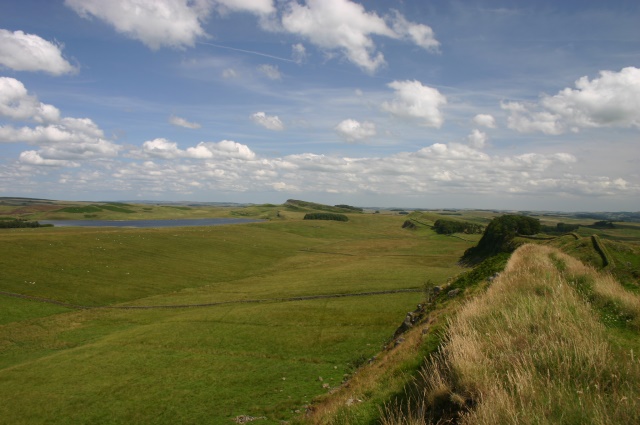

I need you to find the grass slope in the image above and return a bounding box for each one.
[383,244,640,424]
[0,213,472,424]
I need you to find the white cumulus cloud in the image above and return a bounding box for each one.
[191,140,256,160]
[19,151,79,167]
[542,66,640,129]
[504,67,640,134]
[382,80,447,128]
[291,43,307,63]
[502,101,563,135]
[473,113,496,128]
[467,129,488,148]
[279,0,438,73]
[169,115,201,129]
[65,0,276,50]
[389,10,439,51]
[251,112,284,131]
[140,138,182,159]
[0,29,77,75]
[0,77,120,164]
[64,0,212,50]
[214,0,275,15]
[136,138,257,160]
[335,119,376,142]
[0,77,61,123]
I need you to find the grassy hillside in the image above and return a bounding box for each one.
[302,214,640,424]
[545,229,640,291]
[4,200,638,424]
[0,198,241,221]
[0,210,472,424]
[381,244,640,424]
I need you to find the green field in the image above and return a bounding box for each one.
[0,207,472,424]
[3,200,638,424]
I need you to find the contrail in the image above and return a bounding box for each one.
[197,41,297,63]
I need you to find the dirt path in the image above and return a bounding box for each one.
[0,288,422,310]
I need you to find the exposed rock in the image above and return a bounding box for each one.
[447,288,462,298]
[346,398,363,406]
[233,415,266,424]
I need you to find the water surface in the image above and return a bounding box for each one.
[40,218,263,228]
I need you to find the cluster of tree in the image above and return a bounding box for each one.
[433,219,484,235]
[303,213,349,222]
[540,222,580,234]
[589,220,615,229]
[402,220,417,230]
[0,219,46,228]
[463,215,540,261]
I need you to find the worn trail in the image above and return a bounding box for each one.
[0,288,422,310]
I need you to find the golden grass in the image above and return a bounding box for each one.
[557,251,640,329]
[383,244,640,424]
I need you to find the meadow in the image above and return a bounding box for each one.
[0,203,472,424]
[3,199,639,424]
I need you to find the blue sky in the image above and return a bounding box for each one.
[1,0,639,210]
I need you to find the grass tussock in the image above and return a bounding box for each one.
[383,244,640,425]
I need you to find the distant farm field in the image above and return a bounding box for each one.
[0,212,471,424]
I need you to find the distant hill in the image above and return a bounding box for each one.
[284,199,362,213]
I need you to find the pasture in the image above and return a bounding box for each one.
[0,210,471,424]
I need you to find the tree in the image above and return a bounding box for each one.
[463,215,540,261]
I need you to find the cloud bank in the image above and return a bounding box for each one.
[0,77,120,165]
[64,0,438,73]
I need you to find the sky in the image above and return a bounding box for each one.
[0,0,639,211]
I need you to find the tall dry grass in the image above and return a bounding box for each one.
[383,244,640,425]
[554,250,640,329]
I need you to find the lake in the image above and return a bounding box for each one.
[40,218,264,228]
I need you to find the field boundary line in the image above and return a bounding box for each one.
[0,288,422,310]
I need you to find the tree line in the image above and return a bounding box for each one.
[303,213,349,222]
[433,219,484,235]
[0,219,49,228]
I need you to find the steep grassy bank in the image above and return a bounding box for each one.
[296,254,509,425]
[382,244,640,424]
